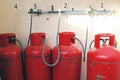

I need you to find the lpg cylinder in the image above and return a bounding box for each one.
[25,33,52,80]
[0,33,23,80]
[52,32,82,80]
[87,33,120,80]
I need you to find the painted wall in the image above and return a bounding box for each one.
[0,0,120,80]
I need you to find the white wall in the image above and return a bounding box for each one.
[0,0,120,80]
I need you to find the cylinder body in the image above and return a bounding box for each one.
[25,33,52,80]
[87,33,120,80]
[53,32,82,80]
[0,33,23,80]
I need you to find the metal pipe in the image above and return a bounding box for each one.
[28,8,112,15]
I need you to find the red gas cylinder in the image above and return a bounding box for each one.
[0,33,23,80]
[87,33,120,80]
[25,33,52,80]
[52,32,82,80]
